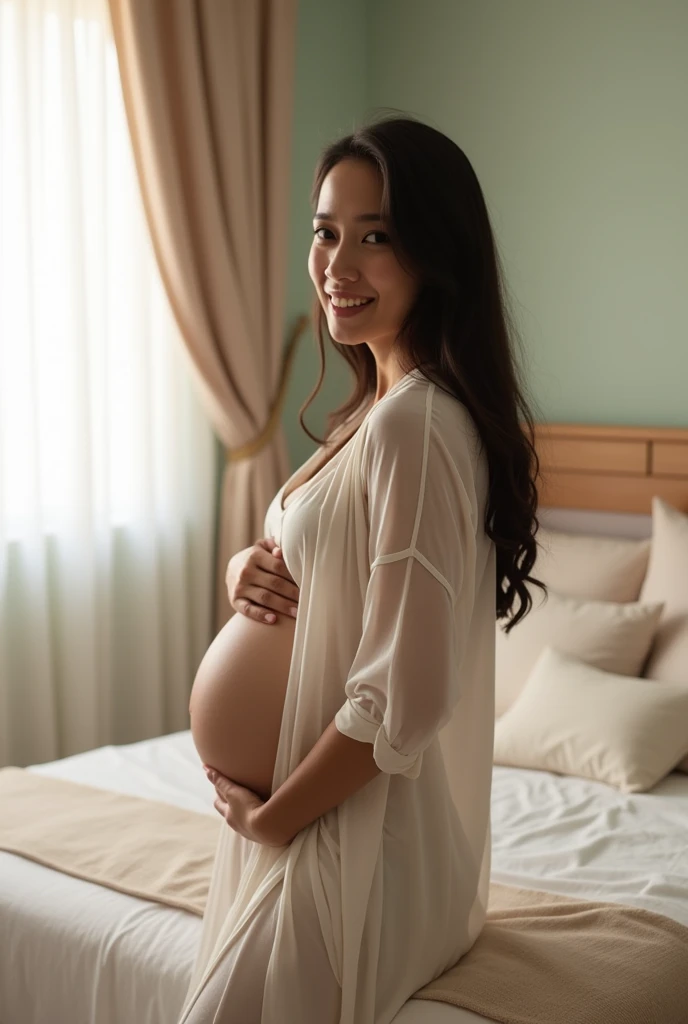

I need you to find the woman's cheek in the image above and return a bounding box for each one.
[308,244,325,285]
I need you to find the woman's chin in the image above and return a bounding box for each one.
[332,334,367,347]
[327,320,369,344]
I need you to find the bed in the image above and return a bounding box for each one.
[2,421,688,1024]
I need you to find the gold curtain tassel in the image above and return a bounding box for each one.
[226,314,309,464]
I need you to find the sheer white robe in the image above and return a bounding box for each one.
[177,368,496,1023]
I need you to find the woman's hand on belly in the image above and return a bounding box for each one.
[204,766,290,847]
[226,537,299,624]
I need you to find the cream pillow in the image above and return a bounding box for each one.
[494,646,688,792]
[640,497,688,772]
[536,527,650,603]
[495,589,664,717]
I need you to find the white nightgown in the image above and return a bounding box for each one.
[177,367,496,1024]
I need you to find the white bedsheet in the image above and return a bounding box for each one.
[1,730,687,1024]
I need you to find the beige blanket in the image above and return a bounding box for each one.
[0,767,220,915]
[2,767,688,1024]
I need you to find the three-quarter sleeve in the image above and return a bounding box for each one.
[334,385,479,778]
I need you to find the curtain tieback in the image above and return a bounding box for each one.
[226,314,309,464]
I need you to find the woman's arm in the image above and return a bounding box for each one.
[256,720,381,846]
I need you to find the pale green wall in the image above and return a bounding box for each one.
[367,0,688,428]
[283,0,688,473]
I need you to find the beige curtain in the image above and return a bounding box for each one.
[107,0,302,630]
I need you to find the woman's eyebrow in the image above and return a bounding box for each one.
[313,212,385,223]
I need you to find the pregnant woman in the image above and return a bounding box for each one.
[179,115,545,1024]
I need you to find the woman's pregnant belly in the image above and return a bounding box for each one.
[188,613,296,803]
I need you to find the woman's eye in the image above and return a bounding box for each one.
[312,228,389,244]
[364,231,389,244]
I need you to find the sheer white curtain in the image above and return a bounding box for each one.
[0,0,216,768]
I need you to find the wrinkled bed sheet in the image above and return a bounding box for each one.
[1,729,686,1024]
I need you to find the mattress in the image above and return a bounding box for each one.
[1,730,687,1024]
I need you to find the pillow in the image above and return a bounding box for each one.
[639,497,688,772]
[495,589,664,717]
[535,527,650,603]
[493,646,688,792]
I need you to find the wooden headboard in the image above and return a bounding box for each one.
[533,423,688,515]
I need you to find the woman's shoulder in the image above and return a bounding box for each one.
[361,372,489,535]
[367,371,481,459]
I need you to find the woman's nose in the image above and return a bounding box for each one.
[326,242,359,282]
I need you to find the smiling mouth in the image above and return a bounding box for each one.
[328,295,375,307]
[328,296,376,318]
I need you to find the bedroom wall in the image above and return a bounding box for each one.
[366,0,688,428]
[281,0,688,470]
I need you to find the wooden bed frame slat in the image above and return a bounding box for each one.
[532,423,688,514]
[652,442,688,478]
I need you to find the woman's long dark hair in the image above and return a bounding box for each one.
[298,113,546,633]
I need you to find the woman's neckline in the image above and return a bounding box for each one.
[279,368,424,514]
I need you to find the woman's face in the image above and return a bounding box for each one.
[308,158,419,354]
